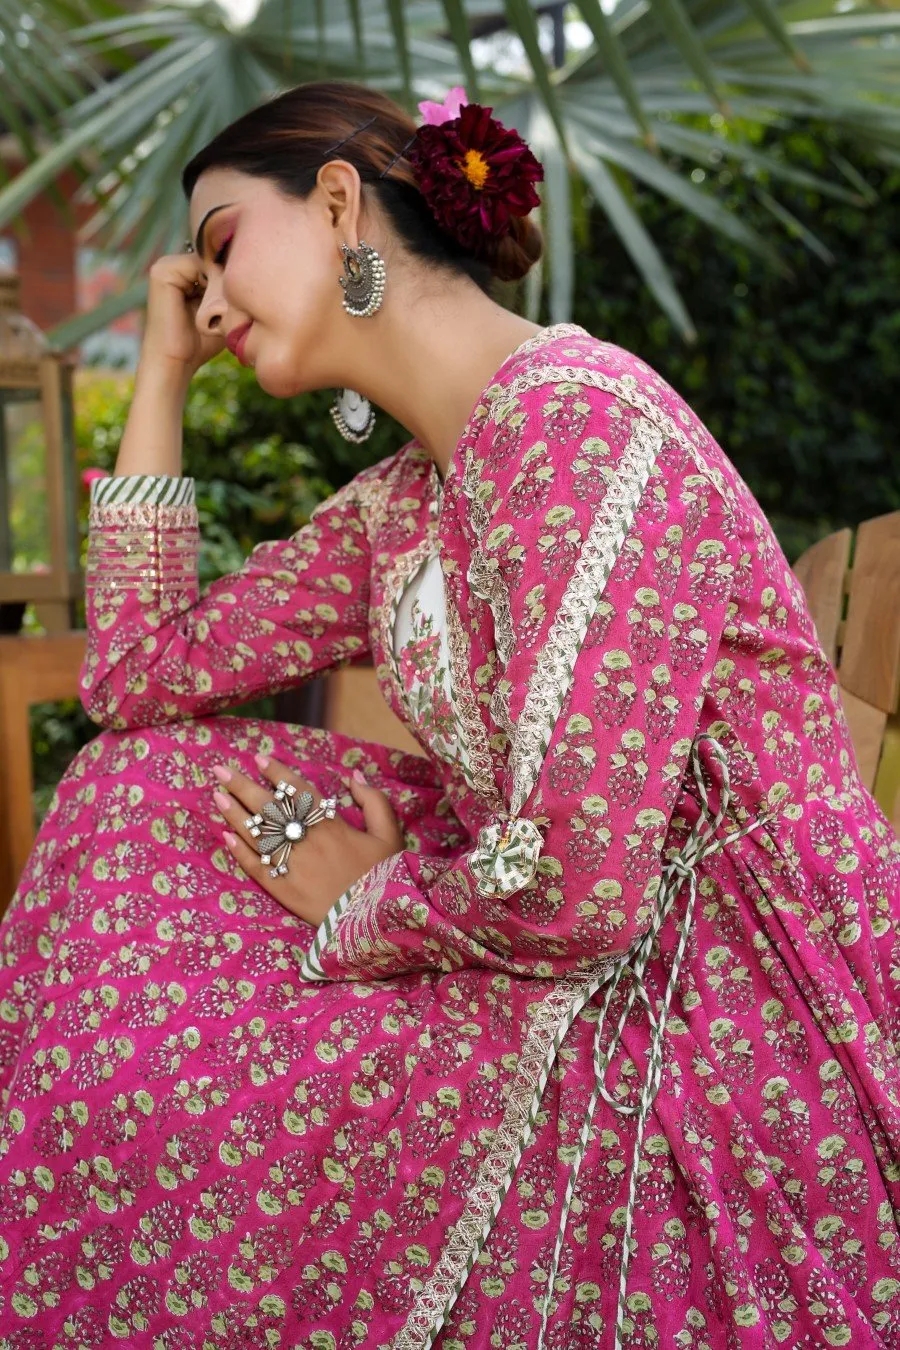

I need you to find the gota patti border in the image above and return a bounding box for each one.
[393,363,730,1348]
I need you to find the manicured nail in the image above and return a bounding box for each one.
[223,831,238,849]
[352,768,366,785]
[213,791,232,813]
[212,765,232,784]
[255,754,270,770]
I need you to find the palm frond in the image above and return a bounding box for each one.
[2,0,899,342]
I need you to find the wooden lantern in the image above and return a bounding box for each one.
[0,273,80,632]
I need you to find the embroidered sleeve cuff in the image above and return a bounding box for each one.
[298,855,405,982]
[86,483,199,597]
[90,475,196,508]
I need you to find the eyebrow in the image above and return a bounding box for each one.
[194,202,235,260]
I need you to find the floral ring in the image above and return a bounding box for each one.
[245,781,337,878]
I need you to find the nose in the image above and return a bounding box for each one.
[194,281,226,336]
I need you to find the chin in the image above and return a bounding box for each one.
[254,352,318,401]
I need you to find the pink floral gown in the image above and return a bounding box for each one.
[1,323,899,1350]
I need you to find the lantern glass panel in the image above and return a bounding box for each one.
[0,388,50,575]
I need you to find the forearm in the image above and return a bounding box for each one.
[114,359,192,478]
[80,474,378,730]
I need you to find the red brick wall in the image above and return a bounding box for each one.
[4,164,93,332]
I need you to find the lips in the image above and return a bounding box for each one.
[226,321,252,364]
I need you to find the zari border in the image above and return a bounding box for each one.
[328,853,403,975]
[393,958,618,1350]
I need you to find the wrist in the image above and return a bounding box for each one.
[133,355,193,403]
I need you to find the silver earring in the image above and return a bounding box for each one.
[339,240,385,318]
[330,388,376,443]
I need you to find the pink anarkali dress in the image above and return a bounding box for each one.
[1,324,899,1350]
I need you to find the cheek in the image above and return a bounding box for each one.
[252,272,338,398]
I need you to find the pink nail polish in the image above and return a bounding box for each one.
[352,768,366,784]
[223,831,237,849]
[213,791,232,813]
[255,754,270,770]
[212,765,232,784]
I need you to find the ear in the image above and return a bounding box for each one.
[316,159,364,248]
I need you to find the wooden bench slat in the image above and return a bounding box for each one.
[839,689,888,793]
[0,632,88,903]
[840,511,900,714]
[792,527,851,665]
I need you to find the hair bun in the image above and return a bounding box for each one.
[482,214,543,283]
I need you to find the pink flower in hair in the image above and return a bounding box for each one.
[418,86,468,126]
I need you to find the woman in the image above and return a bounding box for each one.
[1,79,899,1350]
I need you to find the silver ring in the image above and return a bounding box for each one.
[244,782,338,877]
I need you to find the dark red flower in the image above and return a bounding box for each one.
[407,102,543,256]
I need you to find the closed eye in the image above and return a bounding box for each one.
[213,233,233,267]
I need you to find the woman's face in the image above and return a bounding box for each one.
[188,165,359,398]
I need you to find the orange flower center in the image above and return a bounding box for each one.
[459,148,491,190]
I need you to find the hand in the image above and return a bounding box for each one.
[142,249,227,380]
[211,755,403,927]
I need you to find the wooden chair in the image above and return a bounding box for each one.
[792,510,900,835]
[0,632,89,903]
[0,638,422,911]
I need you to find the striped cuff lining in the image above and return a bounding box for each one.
[91,475,195,508]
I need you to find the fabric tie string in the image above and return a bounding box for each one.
[535,734,773,1350]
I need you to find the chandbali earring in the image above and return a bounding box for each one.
[330,240,385,443]
[330,388,376,444]
[338,239,386,318]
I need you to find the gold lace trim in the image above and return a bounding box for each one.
[86,504,199,594]
[395,960,616,1348]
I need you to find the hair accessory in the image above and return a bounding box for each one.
[338,239,386,318]
[378,133,417,181]
[330,388,376,444]
[418,86,468,125]
[324,115,378,157]
[406,89,543,256]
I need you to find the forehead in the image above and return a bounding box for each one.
[188,167,258,228]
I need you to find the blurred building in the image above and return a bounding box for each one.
[0,140,142,367]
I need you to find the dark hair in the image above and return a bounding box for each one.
[181,80,542,291]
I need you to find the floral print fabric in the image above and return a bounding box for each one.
[393,551,463,767]
[0,323,899,1350]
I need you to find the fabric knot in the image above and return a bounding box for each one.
[668,853,696,882]
[470,815,543,897]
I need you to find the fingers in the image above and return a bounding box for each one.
[211,756,323,856]
[148,251,207,296]
[254,755,321,805]
[349,769,403,849]
[222,829,266,881]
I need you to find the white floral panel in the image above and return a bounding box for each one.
[393,551,467,769]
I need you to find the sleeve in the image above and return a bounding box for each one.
[300,387,743,983]
[81,465,382,730]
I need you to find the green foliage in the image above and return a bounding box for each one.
[570,125,900,561]
[75,359,406,586]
